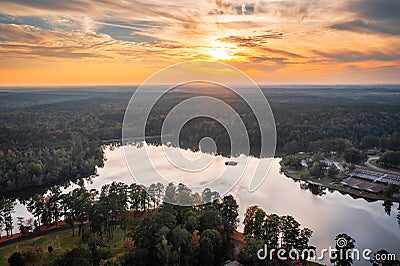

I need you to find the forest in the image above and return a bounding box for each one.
[2,181,398,265]
[1,86,400,265]
[1,181,316,265]
[0,86,399,195]
[0,92,125,194]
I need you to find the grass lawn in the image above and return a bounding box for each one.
[107,228,127,256]
[316,176,335,187]
[370,159,378,166]
[0,227,126,266]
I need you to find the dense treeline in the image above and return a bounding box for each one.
[2,181,242,265]
[143,93,400,157]
[122,188,239,265]
[271,102,400,154]
[1,88,400,194]
[239,205,313,265]
[378,151,400,169]
[0,141,103,193]
[3,181,400,265]
[0,97,124,194]
[0,180,315,266]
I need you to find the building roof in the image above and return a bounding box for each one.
[350,168,400,186]
[341,177,386,194]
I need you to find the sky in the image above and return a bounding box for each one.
[0,0,399,86]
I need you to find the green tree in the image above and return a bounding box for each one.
[238,238,265,266]
[283,139,299,154]
[383,184,395,198]
[343,148,366,164]
[201,188,220,204]
[1,198,15,238]
[8,252,25,266]
[264,213,280,250]
[154,182,164,207]
[155,238,176,265]
[75,186,92,237]
[164,182,177,204]
[171,227,194,265]
[148,183,157,210]
[382,200,393,216]
[175,183,194,206]
[282,155,302,170]
[200,229,222,265]
[16,216,26,234]
[378,151,400,168]
[200,205,222,231]
[297,227,313,264]
[253,209,266,240]
[139,185,149,211]
[328,165,339,178]
[199,235,214,265]
[0,199,4,239]
[129,183,143,215]
[52,247,91,266]
[27,194,44,231]
[61,191,76,236]
[309,162,324,178]
[361,135,379,149]
[280,215,300,251]
[48,186,62,226]
[0,214,3,239]
[131,208,177,258]
[183,210,199,233]
[87,235,111,266]
[41,198,52,226]
[243,205,261,237]
[219,195,239,235]
[330,233,356,266]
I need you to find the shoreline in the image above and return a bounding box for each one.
[280,163,400,203]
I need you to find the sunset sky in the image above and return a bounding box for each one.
[0,0,399,86]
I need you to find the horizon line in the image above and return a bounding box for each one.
[1,83,400,88]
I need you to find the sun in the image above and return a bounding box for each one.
[207,47,232,60]
[205,41,237,61]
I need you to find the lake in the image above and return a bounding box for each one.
[7,145,400,265]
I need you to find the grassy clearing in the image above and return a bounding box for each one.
[0,228,76,265]
[0,227,126,266]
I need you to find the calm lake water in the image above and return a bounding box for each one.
[7,145,400,265]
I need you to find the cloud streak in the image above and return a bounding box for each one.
[217,32,284,47]
[314,49,399,63]
[329,19,400,36]
[0,0,399,85]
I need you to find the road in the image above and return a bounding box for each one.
[333,161,345,172]
[365,156,400,175]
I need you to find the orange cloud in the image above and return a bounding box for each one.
[0,0,399,85]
